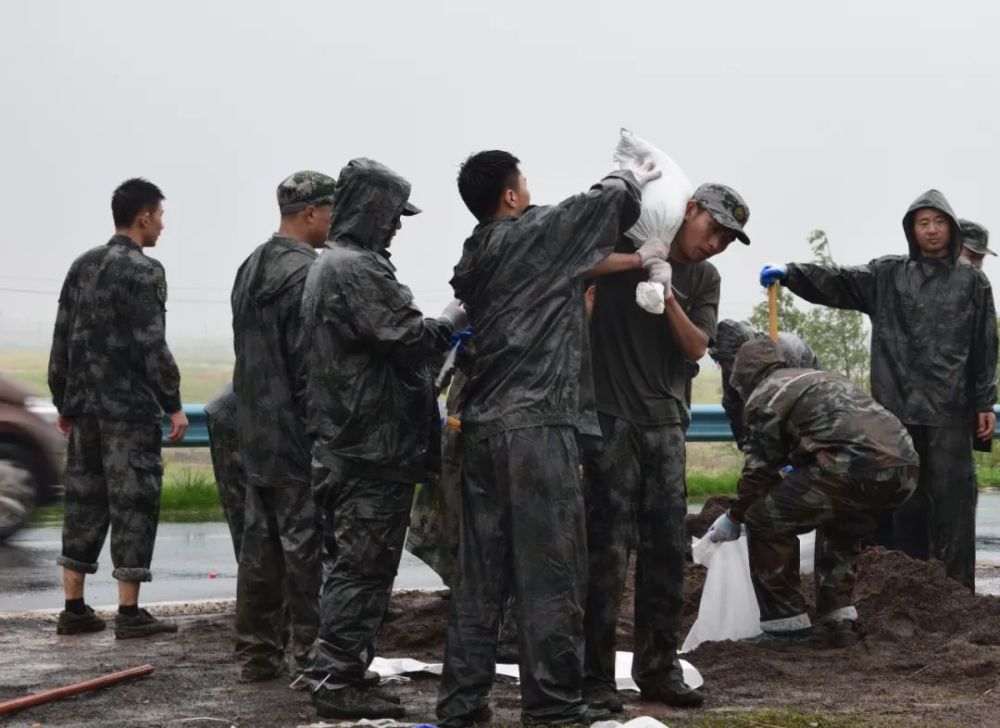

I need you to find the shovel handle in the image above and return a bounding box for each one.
[768,283,779,342]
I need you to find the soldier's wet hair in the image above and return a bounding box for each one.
[457,150,521,221]
[112,178,165,228]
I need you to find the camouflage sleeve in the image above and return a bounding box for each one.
[279,281,309,419]
[47,262,77,412]
[784,261,877,315]
[729,402,785,522]
[720,377,746,448]
[133,261,182,414]
[339,261,452,365]
[547,170,643,278]
[971,278,998,412]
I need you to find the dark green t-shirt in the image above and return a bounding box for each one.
[590,240,721,426]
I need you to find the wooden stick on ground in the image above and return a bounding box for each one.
[0,664,154,716]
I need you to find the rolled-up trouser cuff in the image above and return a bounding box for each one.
[818,605,858,623]
[112,566,152,582]
[760,612,812,632]
[57,554,98,574]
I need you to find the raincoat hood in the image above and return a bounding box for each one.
[902,189,961,262]
[328,157,416,252]
[730,338,789,401]
[709,319,765,364]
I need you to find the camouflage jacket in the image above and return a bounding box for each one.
[231,235,316,488]
[784,190,998,426]
[48,235,181,423]
[301,158,453,484]
[730,366,918,521]
[451,171,641,442]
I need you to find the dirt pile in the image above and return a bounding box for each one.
[685,495,733,539]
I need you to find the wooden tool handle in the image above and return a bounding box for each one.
[768,283,779,342]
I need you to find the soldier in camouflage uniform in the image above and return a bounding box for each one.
[48,177,187,639]
[205,382,245,559]
[707,319,820,448]
[582,183,750,713]
[761,190,998,591]
[959,219,994,270]
[707,338,919,647]
[300,158,466,721]
[230,171,336,682]
[438,151,658,728]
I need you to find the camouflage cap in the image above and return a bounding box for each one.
[959,218,995,257]
[277,170,338,214]
[692,183,751,245]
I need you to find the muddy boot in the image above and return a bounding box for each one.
[439,706,493,728]
[823,619,863,648]
[746,626,815,649]
[114,609,179,639]
[241,656,284,683]
[312,684,405,720]
[640,674,705,709]
[584,685,625,713]
[57,605,106,635]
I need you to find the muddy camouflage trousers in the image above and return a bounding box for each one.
[582,417,688,695]
[405,426,462,588]
[437,425,588,727]
[206,411,246,560]
[235,483,321,675]
[894,425,977,591]
[745,464,917,629]
[306,469,414,685]
[57,416,163,582]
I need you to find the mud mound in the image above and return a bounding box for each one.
[380,589,451,661]
[686,495,734,539]
[855,547,1000,645]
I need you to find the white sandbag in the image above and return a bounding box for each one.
[799,530,816,575]
[681,534,761,652]
[613,128,693,252]
[592,718,672,728]
[635,281,666,314]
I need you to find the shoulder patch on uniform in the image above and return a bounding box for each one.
[155,277,167,304]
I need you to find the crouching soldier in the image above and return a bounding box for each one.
[707,338,918,647]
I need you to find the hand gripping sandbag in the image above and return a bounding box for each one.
[681,534,761,652]
[614,129,692,314]
[614,128,693,252]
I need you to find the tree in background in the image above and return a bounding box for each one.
[748,230,870,389]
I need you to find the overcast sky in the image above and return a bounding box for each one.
[2,0,998,353]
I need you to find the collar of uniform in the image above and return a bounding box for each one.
[108,234,141,251]
[269,233,319,257]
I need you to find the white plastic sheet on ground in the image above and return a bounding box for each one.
[681,529,818,652]
[369,652,703,692]
[593,717,671,728]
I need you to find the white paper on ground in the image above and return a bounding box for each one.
[592,717,671,728]
[369,652,703,693]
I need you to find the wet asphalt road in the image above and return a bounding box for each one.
[0,522,443,613]
[4,493,1000,613]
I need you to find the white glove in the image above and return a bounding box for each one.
[644,258,673,290]
[636,237,668,265]
[706,512,741,543]
[624,158,661,188]
[439,299,468,331]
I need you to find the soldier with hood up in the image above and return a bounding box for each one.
[230,171,337,683]
[707,319,820,448]
[707,338,919,646]
[300,158,466,721]
[759,190,998,591]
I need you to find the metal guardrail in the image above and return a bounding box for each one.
[165,403,1000,447]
